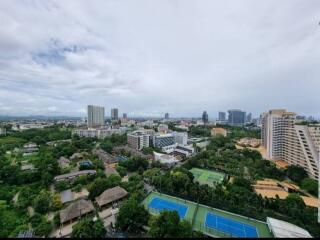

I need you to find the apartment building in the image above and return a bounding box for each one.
[111,108,119,120]
[87,105,105,128]
[261,109,319,179]
[127,130,151,150]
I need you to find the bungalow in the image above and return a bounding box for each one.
[95,186,128,210]
[59,199,95,224]
[54,170,96,182]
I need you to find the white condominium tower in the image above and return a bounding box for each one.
[261,109,319,179]
[87,105,105,128]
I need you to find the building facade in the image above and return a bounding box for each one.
[111,108,119,120]
[127,130,151,150]
[218,111,226,121]
[87,105,105,128]
[202,111,209,124]
[173,131,188,145]
[153,134,175,148]
[228,109,246,126]
[165,113,169,119]
[261,109,319,179]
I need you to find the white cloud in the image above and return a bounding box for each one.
[0,0,319,118]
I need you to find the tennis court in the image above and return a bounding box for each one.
[143,192,273,238]
[190,168,225,186]
[149,197,188,219]
[205,212,258,238]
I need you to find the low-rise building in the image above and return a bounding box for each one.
[211,128,227,137]
[22,143,38,154]
[72,127,125,139]
[54,170,96,182]
[127,130,151,150]
[153,152,180,167]
[237,138,261,148]
[95,186,128,209]
[173,131,188,145]
[59,199,95,224]
[267,217,312,238]
[153,134,175,148]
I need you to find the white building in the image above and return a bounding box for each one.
[158,124,169,133]
[173,131,188,145]
[73,127,124,139]
[261,109,319,179]
[87,105,105,128]
[153,152,179,167]
[267,217,312,238]
[127,129,151,150]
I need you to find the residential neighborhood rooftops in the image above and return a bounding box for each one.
[95,186,128,208]
[54,170,96,182]
[59,199,94,224]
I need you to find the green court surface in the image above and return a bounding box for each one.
[190,168,226,186]
[143,191,273,238]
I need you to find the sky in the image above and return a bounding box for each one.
[0,0,320,119]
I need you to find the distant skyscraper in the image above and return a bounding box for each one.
[111,108,119,120]
[261,109,319,180]
[228,109,246,126]
[246,113,252,123]
[87,105,105,128]
[165,113,169,119]
[218,112,226,121]
[123,113,128,120]
[202,111,209,124]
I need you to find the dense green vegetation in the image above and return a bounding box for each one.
[72,218,106,238]
[116,197,150,233]
[143,135,320,237]
[149,211,196,238]
[0,123,319,237]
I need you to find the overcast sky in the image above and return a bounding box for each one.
[0,0,319,118]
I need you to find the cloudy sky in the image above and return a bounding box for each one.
[0,0,319,118]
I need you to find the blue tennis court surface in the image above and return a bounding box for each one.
[205,212,258,238]
[148,197,188,219]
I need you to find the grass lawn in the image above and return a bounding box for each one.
[0,136,25,145]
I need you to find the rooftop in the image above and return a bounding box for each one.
[95,186,128,207]
[59,199,94,223]
[267,217,312,238]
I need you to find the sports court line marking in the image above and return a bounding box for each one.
[148,197,188,219]
[205,212,258,238]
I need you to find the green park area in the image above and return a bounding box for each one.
[190,168,226,186]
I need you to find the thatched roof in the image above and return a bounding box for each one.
[59,199,94,223]
[95,186,128,207]
[54,170,96,182]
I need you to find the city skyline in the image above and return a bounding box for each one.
[0,0,320,118]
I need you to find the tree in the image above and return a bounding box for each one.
[301,178,318,196]
[72,218,106,238]
[286,165,308,183]
[149,211,194,238]
[88,175,121,200]
[34,190,51,214]
[116,198,149,233]
[116,165,127,177]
